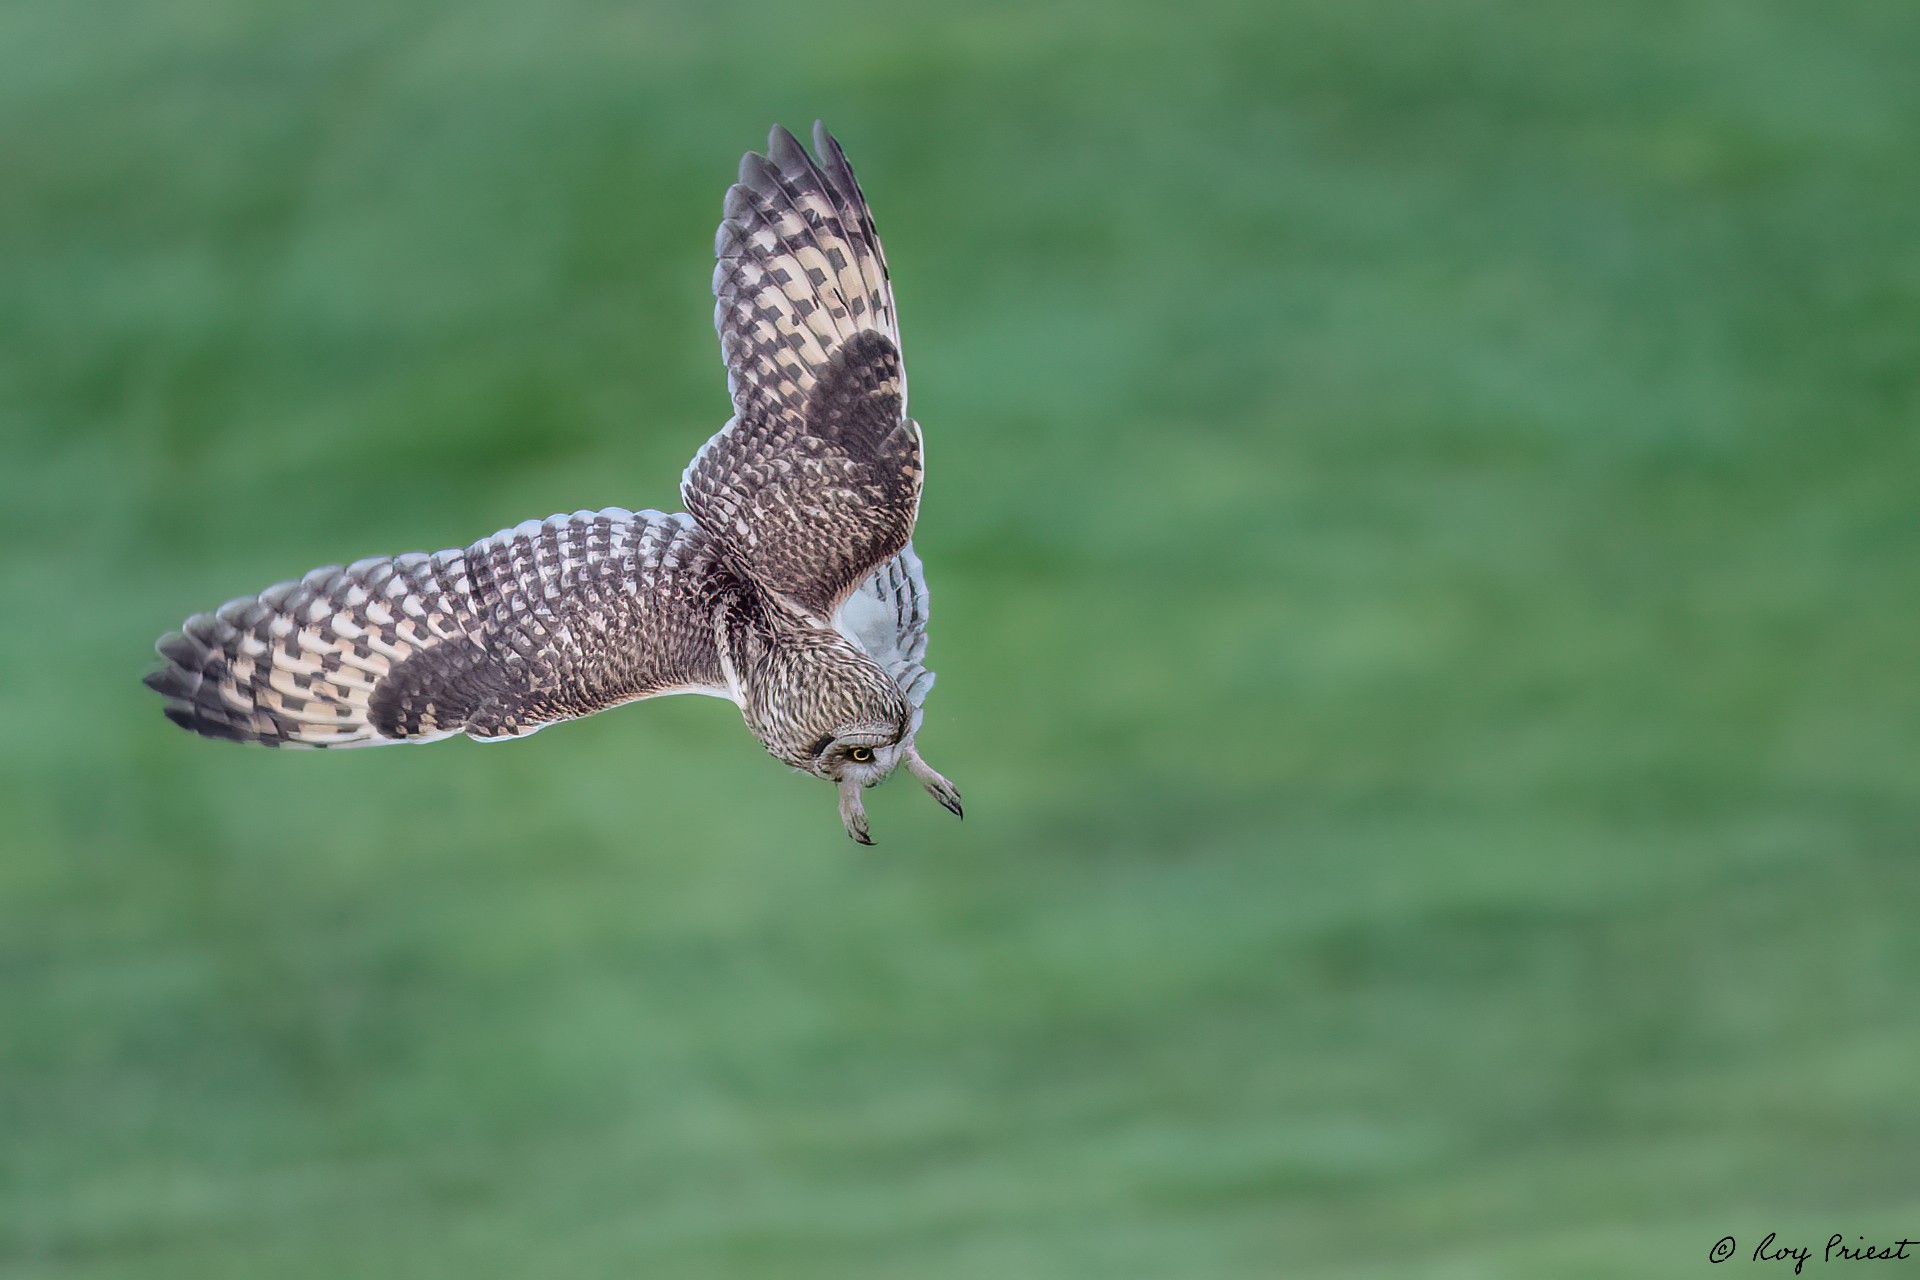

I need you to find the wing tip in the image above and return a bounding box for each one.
[768,122,808,171]
[747,121,854,197]
[143,663,191,699]
[812,120,844,169]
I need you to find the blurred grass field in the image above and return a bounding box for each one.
[5,1,1920,1275]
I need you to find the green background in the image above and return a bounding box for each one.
[5,1,1919,1275]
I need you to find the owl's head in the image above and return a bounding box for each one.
[810,724,961,845]
[745,632,962,843]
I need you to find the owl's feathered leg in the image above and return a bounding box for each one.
[905,744,963,819]
[838,778,874,845]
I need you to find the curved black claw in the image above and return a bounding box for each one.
[905,745,962,820]
[838,779,874,844]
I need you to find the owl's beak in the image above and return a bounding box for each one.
[838,778,873,844]
[905,744,963,820]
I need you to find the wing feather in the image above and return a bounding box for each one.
[685,123,921,622]
[705,123,901,432]
[147,509,737,747]
[840,543,935,719]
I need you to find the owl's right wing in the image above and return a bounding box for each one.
[682,123,922,625]
[145,508,737,748]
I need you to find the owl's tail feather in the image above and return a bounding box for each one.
[144,552,475,748]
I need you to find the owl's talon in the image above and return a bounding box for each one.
[905,745,962,820]
[925,780,963,819]
[839,779,873,844]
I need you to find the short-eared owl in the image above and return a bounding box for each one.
[146,123,961,843]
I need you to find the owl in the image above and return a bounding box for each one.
[145,123,961,844]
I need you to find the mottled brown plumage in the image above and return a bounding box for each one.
[145,123,961,842]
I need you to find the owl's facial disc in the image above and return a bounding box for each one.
[814,725,904,785]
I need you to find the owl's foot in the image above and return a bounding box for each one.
[905,745,963,820]
[838,779,874,844]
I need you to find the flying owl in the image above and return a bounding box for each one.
[145,123,961,844]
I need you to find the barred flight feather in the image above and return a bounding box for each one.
[685,124,922,622]
[706,121,902,433]
[146,509,734,748]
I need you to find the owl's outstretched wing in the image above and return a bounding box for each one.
[707,121,902,432]
[145,509,736,748]
[683,123,921,624]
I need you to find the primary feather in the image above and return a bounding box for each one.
[145,510,733,747]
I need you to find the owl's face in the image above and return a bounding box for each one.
[808,724,909,787]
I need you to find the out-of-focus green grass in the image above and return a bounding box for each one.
[4,1,1919,1276]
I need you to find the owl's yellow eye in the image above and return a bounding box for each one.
[849,746,874,763]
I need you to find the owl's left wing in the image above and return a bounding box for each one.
[683,123,921,624]
[146,508,738,748]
